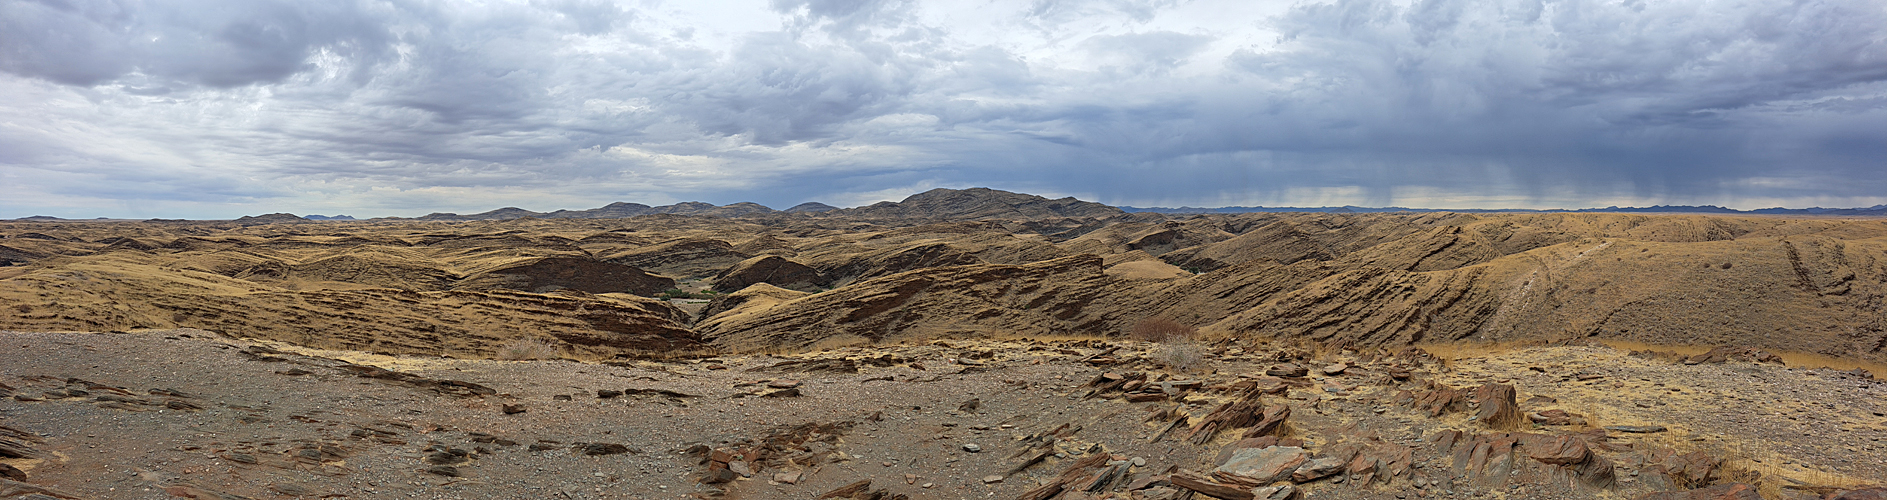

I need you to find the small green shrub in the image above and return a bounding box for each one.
[657,289,713,300]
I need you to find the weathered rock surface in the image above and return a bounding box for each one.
[698,255,1124,351]
[458,256,674,295]
[603,237,749,279]
[713,255,824,293]
[1215,446,1308,486]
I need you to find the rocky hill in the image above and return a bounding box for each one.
[822,188,1125,220]
[4,210,1885,365]
[5,194,1887,500]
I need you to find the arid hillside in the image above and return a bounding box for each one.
[3,189,1886,363]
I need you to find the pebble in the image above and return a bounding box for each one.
[962,443,982,453]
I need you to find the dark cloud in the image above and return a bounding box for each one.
[0,0,391,88]
[1,0,1884,219]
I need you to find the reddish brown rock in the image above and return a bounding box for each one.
[1187,386,1272,445]
[1126,392,1168,403]
[1242,404,1291,439]
[1016,453,1114,500]
[1265,364,1308,378]
[1528,409,1586,426]
[0,463,24,481]
[1170,471,1256,500]
[1408,381,1467,417]
[1471,383,1523,430]
[1526,435,1592,465]
[816,479,870,499]
[1290,456,1346,483]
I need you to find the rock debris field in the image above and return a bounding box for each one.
[3,329,1884,500]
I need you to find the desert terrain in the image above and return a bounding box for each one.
[3,188,1886,499]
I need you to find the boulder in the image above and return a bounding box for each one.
[1214,446,1308,487]
[1471,383,1523,430]
[1169,471,1255,500]
[1265,364,1308,378]
[1289,456,1346,482]
[1527,409,1586,426]
[1525,435,1591,465]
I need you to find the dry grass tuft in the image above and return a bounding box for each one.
[1133,317,1207,373]
[1130,317,1196,343]
[495,338,562,361]
[1156,339,1208,373]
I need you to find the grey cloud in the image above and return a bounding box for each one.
[1025,0,1182,24]
[1081,31,1213,76]
[0,0,392,88]
[3,0,1885,218]
[535,0,628,35]
[771,0,915,35]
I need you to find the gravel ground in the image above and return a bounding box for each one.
[3,330,1884,500]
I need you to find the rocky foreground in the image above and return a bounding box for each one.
[3,329,1885,500]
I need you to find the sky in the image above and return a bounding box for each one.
[2,0,1885,219]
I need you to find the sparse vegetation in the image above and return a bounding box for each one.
[658,289,714,300]
[1157,337,1207,373]
[1130,316,1196,343]
[1133,317,1207,373]
[496,338,561,361]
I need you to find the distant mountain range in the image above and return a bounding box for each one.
[400,187,1118,222]
[10,189,1887,221]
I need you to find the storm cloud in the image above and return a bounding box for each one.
[1,0,1883,218]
